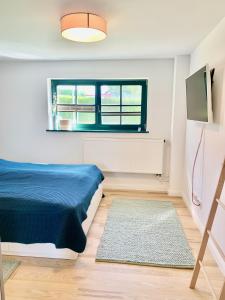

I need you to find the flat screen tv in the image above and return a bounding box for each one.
[186,64,213,123]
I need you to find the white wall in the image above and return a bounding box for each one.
[0,59,174,191]
[184,17,225,272]
[169,55,190,196]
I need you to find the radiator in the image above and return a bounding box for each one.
[83,137,164,174]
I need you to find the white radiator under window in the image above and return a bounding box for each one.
[83,137,165,174]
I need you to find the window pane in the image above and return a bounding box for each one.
[122,85,142,105]
[77,86,95,105]
[102,116,120,124]
[57,85,75,104]
[122,115,141,125]
[101,86,120,105]
[51,79,147,131]
[122,106,141,112]
[57,112,75,121]
[101,106,120,113]
[77,112,95,124]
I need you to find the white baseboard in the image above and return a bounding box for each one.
[103,183,168,192]
[182,192,225,275]
[168,189,182,197]
[182,192,191,210]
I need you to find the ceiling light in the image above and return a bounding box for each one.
[61,13,107,43]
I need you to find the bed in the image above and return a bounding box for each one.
[0,159,104,259]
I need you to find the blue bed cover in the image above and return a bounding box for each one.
[0,159,104,252]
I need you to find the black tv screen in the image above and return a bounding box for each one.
[186,65,213,123]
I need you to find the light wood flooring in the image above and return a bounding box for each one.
[3,190,224,300]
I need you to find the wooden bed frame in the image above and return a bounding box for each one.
[2,183,103,260]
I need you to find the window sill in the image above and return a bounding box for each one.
[46,129,149,133]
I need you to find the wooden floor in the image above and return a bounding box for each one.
[4,191,224,300]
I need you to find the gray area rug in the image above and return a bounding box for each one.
[96,199,195,269]
[2,260,20,281]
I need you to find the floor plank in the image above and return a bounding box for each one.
[3,191,224,299]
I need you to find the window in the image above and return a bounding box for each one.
[48,79,148,132]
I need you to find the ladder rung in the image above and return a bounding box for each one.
[219,282,225,300]
[207,230,225,262]
[199,261,218,300]
[216,198,225,211]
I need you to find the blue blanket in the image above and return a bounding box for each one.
[0,159,104,252]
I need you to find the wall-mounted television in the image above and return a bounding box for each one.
[186,64,213,123]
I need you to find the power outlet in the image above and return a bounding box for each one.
[193,193,201,205]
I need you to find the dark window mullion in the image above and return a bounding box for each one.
[75,85,77,124]
[101,104,141,107]
[96,84,101,125]
[102,112,140,116]
[120,85,122,124]
[141,82,147,131]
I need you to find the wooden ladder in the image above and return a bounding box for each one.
[190,158,225,300]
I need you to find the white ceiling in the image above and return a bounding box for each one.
[0,0,225,60]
